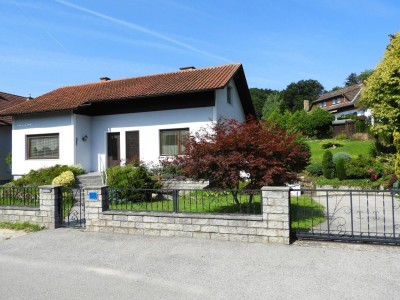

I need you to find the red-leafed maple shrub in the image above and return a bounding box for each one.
[171,117,310,204]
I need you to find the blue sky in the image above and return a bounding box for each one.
[1,0,399,97]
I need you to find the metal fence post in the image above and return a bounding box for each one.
[173,189,179,213]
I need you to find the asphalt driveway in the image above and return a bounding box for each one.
[1,229,400,299]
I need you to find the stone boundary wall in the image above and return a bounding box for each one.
[161,179,209,190]
[0,186,61,229]
[85,186,290,244]
[0,186,291,244]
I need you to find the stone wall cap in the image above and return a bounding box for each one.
[261,186,290,191]
[103,210,262,221]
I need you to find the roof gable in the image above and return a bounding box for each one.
[0,63,254,116]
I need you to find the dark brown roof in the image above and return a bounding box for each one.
[0,92,28,125]
[0,63,254,116]
[313,84,363,104]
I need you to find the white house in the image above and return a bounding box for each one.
[0,64,255,178]
[0,92,27,181]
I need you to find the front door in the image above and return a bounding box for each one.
[107,132,120,167]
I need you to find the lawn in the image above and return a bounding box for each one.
[290,195,326,231]
[306,139,373,164]
[108,190,262,214]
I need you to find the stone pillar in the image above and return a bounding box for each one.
[85,186,108,232]
[261,187,290,244]
[39,185,62,229]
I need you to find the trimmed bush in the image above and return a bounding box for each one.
[52,171,75,187]
[321,142,343,149]
[333,152,352,165]
[306,163,323,176]
[336,158,346,181]
[322,150,335,179]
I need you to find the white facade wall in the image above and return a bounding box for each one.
[0,126,12,181]
[215,80,246,122]
[74,114,91,172]
[90,107,214,172]
[12,112,75,176]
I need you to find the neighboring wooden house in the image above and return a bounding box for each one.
[0,63,255,178]
[0,92,28,181]
[309,84,370,120]
[308,84,371,138]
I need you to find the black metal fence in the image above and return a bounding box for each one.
[290,189,400,244]
[107,188,261,215]
[0,186,39,207]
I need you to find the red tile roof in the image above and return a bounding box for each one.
[0,63,244,116]
[0,92,28,125]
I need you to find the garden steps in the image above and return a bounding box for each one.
[76,172,103,189]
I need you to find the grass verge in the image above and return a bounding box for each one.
[0,221,43,232]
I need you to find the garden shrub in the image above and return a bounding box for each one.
[107,163,161,203]
[335,133,347,140]
[336,158,346,181]
[106,164,160,189]
[52,171,75,187]
[345,155,375,179]
[10,164,85,186]
[322,150,335,179]
[321,142,343,149]
[332,152,352,165]
[385,174,397,189]
[306,163,323,176]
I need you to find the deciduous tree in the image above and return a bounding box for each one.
[282,79,324,112]
[173,117,310,204]
[361,33,400,176]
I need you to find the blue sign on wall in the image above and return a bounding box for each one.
[89,192,98,201]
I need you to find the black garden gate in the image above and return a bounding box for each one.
[290,189,400,245]
[58,188,86,228]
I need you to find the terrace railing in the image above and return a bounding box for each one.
[0,186,40,207]
[107,188,261,215]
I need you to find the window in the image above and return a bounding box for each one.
[332,97,341,105]
[160,128,189,156]
[227,85,232,105]
[323,101,327,107]
[27,134,59,159]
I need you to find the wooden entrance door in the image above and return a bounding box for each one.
[126,131,140,162]
[107,132,120,167]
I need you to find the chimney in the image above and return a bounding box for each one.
[100,77,111,82]
[179,66,196,71]
[303,100,310,112]
[26,94,32,101]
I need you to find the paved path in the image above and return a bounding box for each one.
[1,229,400,299]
